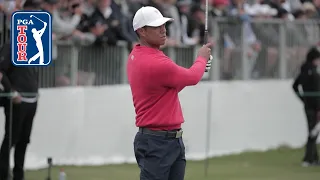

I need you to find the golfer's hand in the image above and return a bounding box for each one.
[206,55,213,71]
[11,91,22,104]
[197,43,212,61]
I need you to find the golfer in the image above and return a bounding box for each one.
[127,6,212,180]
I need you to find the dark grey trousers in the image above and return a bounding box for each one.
[134,131,186,180]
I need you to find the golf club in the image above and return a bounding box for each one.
[204,0,209,45]
[30,15,46,24]
[204,87,212,177]
[204,0,210,73]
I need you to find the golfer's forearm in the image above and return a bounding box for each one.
[187,57,207,84]
[170,57,207,87]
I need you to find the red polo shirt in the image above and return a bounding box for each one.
[127,45,207,130]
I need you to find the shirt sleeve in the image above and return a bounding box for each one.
[153,55,207,89]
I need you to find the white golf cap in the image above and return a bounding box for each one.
[132,6,173,31]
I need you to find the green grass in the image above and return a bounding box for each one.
[26,146,320,180]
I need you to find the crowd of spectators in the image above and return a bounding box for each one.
[0,0,319,84]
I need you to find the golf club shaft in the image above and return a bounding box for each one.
[204,0,209,72]
[31,15,45,24]
[204,88,212,177]
[203,3,211,173]
[204,0,209,45]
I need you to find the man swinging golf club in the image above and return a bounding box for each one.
[127,6,212,180]
[28,15,47,65]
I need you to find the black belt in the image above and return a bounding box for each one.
[138,127,183,138]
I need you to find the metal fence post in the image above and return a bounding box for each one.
[211,20,220,81]
[241,22,250,80]
[193,45,198,61]
[278,23,287,79]
[167,47,176,62]
[121,43,129,84]
[69,45,79,86]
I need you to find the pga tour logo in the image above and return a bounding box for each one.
[11,11,52,66]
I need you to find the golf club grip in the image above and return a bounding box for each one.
[204,30,209,45]
[204,30,209,72]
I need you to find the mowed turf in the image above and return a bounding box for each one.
[26,145,320,180]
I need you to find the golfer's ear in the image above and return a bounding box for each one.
[137,28,145,37]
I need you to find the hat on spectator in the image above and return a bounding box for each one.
[132,6,173,31]
[43,0,59,4]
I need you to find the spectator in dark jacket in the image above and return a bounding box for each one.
[292,45,320,167]
[86,0,120,45]
[111,0,138,46]
[177,0,199,45]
